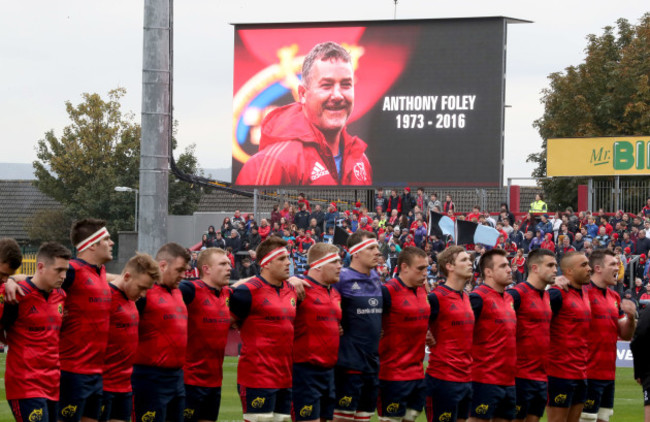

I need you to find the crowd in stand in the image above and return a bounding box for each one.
[191,191,650,304]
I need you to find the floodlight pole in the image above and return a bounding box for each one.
[139,0,171,255]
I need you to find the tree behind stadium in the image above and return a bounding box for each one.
[528,13,650,210]
[29,88,203,246]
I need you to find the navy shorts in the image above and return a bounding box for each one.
[425,375,472,422]
[292,363,335,421]
[132,365,185,422]
[334,367,379,414]
[377,378,426,417]
[184,384,221,422]
[470,382,516,420]
[59,371,103,422]
[9,398,58,422]
[547,376,588,408]
[583,379,615,414]
[99,391,132,422]
[515,378,547,419]
[237,385,292,415]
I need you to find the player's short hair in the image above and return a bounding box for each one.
[437,245,466,277]
[397,246,427,269]
[0,238,22,270]
[559,251,585,272]
[347,230,376,249]
[589,249,616,270]
[197,248,227,277]
[307,243,339,265]
[37,242,72,264]
[123,253,160,282]
[155,242,191,264]
[256,236,288,264]
[526,248,556,271]
[70,218,106,246]
[478,248,508,278]
[302,41,351,87]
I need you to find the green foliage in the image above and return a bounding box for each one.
[529,14,650,210]
[32,88,202,245]
[24,208,74,247]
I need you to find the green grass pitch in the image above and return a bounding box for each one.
[0,355,643,421]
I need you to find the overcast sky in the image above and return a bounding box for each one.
[1,1,648,184]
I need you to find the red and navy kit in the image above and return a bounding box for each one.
[235,102,372,186]
[585,282,623,381]
[102,284,139,393]
[469,285,517,386]
[59,259,111,375]
[229,276,297,388]
[180,279,232,387]
[426,285,475,382]
[293,276,342,368]
[379,278,430,381]
[507,282,552,381]
[134,284,188,369]
[548,285,592,379]
[0,279,66,400]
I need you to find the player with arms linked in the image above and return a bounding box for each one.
[332,230,382,422]
[425,245,475,422]
[378,247,431,422]
[292,243,343,422]
[179,248,233,422]
[1,242,70,422]
[229,237,297,422]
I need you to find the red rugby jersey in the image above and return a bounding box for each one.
[585,282,623,380]
[379,278,430,381]
[230,277,297,388]
[133,284,188,369]
[60,259,111,374]
[470,285,517,386]
[507,282,552,381]
[548,286,592,379]
[102,284,139,393]
[426,285,474,382]
[293,277,342,368]
[181,280,232,387]
[1,280,66,400]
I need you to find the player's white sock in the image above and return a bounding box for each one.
[244,412,274,422]
[272,413,292,422]
[597,407,613,422]
[333,409,355,421]
[579,412,598,422]
[354,411,373,421]
[404,408,421,421]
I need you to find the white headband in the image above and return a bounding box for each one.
[310,253,340,269]
[76,227,110,252]
[349,238,378,255]
[260,247,288,267]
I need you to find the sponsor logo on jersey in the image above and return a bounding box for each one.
[251,397,266,409]
[353,162,367,182]
[28,305,39,315]
[299,405,313,417]
[311,162,330,181]
[351,282,361,290]
[369,298,379,307]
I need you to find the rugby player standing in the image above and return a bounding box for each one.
[546,252,592,422]
[506,249,556,422]
[378,246,430,422]
[292,243,343,422]
[0,237,22,283]
[468,249,517,422]
[332,230,382,422]
[99,254,158,422]
[179,248,233,422]
[229,237,297,422]
[580,250,636,422]
[1,242,70,422]
[425,245,475,422]
[131,243,190,422]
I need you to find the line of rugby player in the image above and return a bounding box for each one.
[0,221,637,422]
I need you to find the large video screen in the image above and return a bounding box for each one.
[232,18,511,187]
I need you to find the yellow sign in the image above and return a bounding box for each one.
[547,137,650,176]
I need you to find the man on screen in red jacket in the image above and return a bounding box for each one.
[235,41,372,186]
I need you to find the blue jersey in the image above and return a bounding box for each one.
[333,267,383,373]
